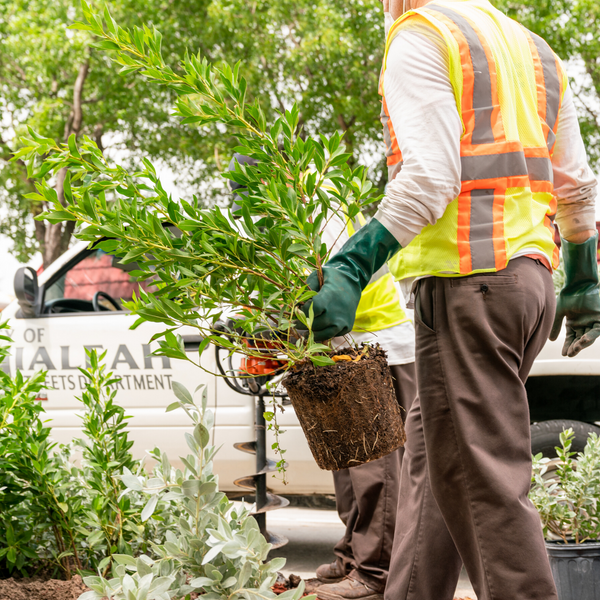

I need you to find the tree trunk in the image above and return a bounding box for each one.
[42,60,89,268]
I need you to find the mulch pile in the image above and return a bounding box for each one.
[0,575,88,600]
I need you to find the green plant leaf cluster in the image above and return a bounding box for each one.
[530,428,600,543]
[1,327,305,599]
[0,334,163,578]
[22,3,381,369]
[82,383,307,600]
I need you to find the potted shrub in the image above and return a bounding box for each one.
[16,3,405,470]
[530,428,600,599]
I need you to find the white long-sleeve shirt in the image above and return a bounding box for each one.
[374,22,598,250]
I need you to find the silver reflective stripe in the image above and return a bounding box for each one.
[388,161,403,182]
[525,156,553,183]
[461,151,527,181]
[470,189,496,270]
[369,264,390,285]
[381,106,394,157]
[531,33,561,135]
[428,4,495,145]
[546,128,556,152]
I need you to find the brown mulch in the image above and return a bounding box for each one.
[0,575,88,600]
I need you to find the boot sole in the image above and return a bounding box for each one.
[317,590,383,600]
[316,577,345,584]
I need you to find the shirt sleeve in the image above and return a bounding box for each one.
[374,26,463,248]
[552,84,598,239]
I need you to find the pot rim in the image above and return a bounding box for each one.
[545,540,600,548]
[545,539,600,558]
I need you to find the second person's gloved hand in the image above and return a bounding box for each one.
[301,219,401,342]
[551,232,600,357]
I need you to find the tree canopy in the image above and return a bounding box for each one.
[0,0,385,266]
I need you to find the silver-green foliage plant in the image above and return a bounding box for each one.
[530,428,600,543]
[16,2,380,373]
[81,382,306,600]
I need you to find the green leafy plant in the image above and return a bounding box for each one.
[81,381,307,600]
[0,333,158,578]
[530,428,600,543]
[0,321,83,577]
[69,349,164,573]
[17,2,380,374]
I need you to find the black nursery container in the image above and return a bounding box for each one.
[546,541,600,600]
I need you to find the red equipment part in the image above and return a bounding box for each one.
[240,338,287,376]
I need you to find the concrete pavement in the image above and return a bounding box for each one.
[267,506,476,599]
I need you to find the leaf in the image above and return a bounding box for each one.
[113,554,137,567]
[121,469,143,491]
[193,423,210,449]
[172,381,193,404]
[141,494,159,522]
[182,479,201,497]
[310,355,336,367]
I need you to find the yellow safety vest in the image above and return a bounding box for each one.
[347,213,410,332]
[382,0,567,280]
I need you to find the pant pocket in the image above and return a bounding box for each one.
[415,280,435,333]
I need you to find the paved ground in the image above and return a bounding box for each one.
[267,506,476,599]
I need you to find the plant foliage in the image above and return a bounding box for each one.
[19,2,380,370]
[1,326,300,600]
[81,383,305,600]
[530,428,600,543]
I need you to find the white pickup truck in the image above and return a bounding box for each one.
[2,240,599,496]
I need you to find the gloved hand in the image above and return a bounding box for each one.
[550,232,600,357]
[302,219,401,341]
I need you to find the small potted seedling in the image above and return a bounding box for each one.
[530,428,600,598]
[16,2,405,470]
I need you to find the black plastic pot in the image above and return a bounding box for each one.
[546,541,600,599]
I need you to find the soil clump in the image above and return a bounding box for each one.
[283,344,405,470]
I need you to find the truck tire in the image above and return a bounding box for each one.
[530,419,600,458]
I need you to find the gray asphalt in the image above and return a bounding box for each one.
[266,506,476,599]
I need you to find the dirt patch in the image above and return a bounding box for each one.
[283,345,406,470]
[0,575,88,600]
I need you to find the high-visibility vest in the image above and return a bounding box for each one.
[380,0,567,280]
[347,213,410,332]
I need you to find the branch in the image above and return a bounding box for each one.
[71,61,90,137]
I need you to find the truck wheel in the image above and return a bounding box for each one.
[530,419,600,458]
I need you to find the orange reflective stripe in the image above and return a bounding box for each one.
[381,96,402,163]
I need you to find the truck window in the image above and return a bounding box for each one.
[44,250,155,312]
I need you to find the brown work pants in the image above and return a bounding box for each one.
[385,257,558,600]
[334,362,417,592]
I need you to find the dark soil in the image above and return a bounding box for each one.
[0,575,88,600]
[283,345,406,470]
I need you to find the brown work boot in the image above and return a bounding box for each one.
[316,577,383,600]
[316,560,346,584]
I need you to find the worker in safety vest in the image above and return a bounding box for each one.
[229,155,417,600]
[302,0,600,599]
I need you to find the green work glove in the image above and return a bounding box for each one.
[550,232,600,357]
[302,219,401,341]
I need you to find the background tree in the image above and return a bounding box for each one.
[0,0,385,266]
